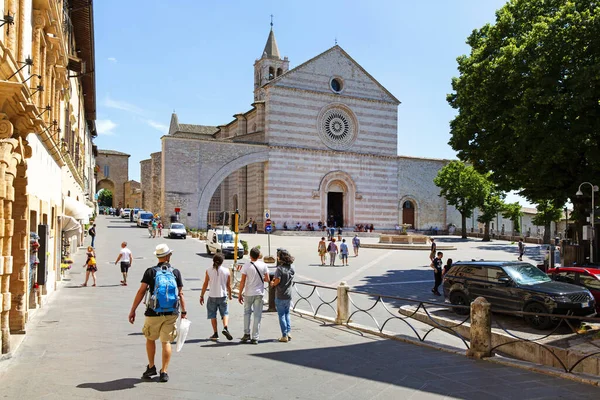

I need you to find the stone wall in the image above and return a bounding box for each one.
[150,152,162,215]
[140,159,152,211]
[96,151,129,208]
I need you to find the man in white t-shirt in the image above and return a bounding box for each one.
[238,247,269,344]
[200,253,233,341]
[114,242,133,286]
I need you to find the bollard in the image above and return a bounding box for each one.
[466,297,492,359]
[335,281,350,324]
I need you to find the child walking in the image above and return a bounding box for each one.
[82,246,97,287]
[200,254,233,341]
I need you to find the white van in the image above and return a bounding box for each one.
[206,227,244,259]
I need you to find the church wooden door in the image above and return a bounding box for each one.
[402,201,415,228]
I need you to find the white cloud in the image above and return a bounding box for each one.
[96,119,117,135]
[108,57,117,63]
[103,96,145,115]
[147,120,169,133]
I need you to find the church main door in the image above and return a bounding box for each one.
[327,192,344,227]
[402,201,415,228]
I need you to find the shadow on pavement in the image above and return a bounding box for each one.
[196,253,213,258]
[77,378,143,392]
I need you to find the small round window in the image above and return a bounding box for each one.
[330,78,343,93]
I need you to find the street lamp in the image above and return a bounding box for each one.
[576,182,599,264]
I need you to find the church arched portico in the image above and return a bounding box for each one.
[318,171,357,228]
[197,151,270,229]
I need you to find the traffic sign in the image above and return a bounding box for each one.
[265,225,272,233]
[265,218,272,226]
[264,209,270,219]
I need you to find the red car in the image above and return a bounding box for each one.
[548,266,600,314]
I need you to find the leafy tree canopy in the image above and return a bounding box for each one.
[434,161,489,216]
[448,0,600,205]
[98,189,113,207]
[502,202,524,233]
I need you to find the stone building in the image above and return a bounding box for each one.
[124,180,142,209]
[142,27,464,230]
[96,149,129,208]
[0,0,97,353]
[140,158,152,210]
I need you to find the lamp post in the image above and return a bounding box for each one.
[576,182,599,264]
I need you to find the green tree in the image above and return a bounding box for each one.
[502,202,523,235]
[434,161,488,239]
[447,0,600,211]
[98,189,113,207]
[532,200,564,244]
[477,191,506,242]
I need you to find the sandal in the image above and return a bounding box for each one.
[92,284,96,287]
[81,284,87,287]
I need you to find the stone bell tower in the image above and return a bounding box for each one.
[254,21,289,101]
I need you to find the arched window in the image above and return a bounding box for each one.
[403,201,413,209]
[268,67,275,80]
[277,68,283,76]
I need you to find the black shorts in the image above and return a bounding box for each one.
[120,262,130,273]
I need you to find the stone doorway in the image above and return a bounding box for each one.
[402,200,415,228]
[327,192,344,228]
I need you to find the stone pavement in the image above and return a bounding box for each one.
[1,216,599,399]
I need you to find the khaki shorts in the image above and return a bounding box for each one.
[142,315,178,342]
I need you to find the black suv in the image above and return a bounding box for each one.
[443,261,596,329]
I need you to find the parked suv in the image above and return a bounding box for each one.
[443,261,596,329]
[206,227,244,259]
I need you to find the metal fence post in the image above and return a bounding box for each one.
[335,281,349,324]
[466,297,492,359]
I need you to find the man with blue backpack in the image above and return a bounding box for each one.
[128,244,187,383]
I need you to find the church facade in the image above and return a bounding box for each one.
[142,28,461,231]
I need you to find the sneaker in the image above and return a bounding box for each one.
[250,339,258,345]
[210,332,219,341]
[142,365,157,379]
[240,334,251,343]
[159,372,169,383]
[287,334,292,341]
[278,336,288,342]
[434,291,441,296]
[222,328,233,341]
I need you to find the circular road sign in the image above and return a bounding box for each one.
[265,225,273,233]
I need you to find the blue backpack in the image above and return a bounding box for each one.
[149,265,179,313]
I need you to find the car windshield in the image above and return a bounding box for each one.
[171,224,185,229]
[504,264,551,285]
[140,213,153,219]
[217,233,234,243]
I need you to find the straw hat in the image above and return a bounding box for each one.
[154,243,173,258]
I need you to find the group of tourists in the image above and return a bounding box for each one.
[148,218,163,238]
[318,234,360,266]
[127,243,295,383]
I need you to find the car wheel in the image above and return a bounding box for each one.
[523,302,553,330]
[449,291,470,315]
[183,236,186,239]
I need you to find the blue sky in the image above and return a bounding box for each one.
[93,0,529,204]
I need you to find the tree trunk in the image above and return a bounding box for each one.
[482,222,491,241]
[543,221,551,244]
[461,213,467,239]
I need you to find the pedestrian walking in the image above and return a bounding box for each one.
[430,251,443,296]
[128,244,187,383]
[340,239,349,266]
[82,246,97,287]
[248,218,253,233]
[157,221,163,237]
[152,219,158,238]
[200,254,233,341]
[88,223,96,248]
[327,238,338,266]
[352,234,360,257]
[518,238,525,261]
[238,247,269,344]
[271,249,295,342]
[114,241,133,286]
[329,226,335,241]
[429,238,437,262]
[148,222,153,238]
[318,237,327,266]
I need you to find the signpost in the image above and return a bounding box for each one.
[265,217,272,258]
